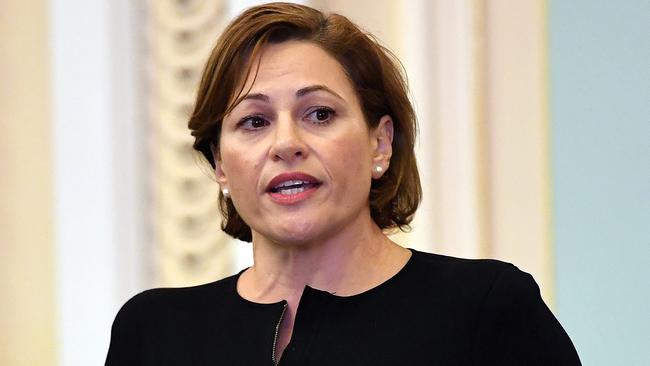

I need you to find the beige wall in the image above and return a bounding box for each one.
[0,0,57,365]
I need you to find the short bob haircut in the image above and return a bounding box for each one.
[189,2,421,242]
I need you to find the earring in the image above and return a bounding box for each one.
[374,166,383,173]
[222,188,230,198]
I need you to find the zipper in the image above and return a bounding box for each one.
[272,302,288,366]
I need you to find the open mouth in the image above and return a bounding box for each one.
[269,180,321,195]
[266,172,322,203]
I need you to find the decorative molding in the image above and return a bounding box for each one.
[147,0,235,287]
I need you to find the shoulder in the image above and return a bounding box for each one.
[410,248,516,273]
[105,274,240,364]
[407,250,581,364]
[407,249,528,296]
[404,249,544,327]
[112,273,238,326]
[412,250,545,315]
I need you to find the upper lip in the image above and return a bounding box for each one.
[266,172,322,192]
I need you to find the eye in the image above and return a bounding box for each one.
[305,107,335,125]
[239,115,269,130]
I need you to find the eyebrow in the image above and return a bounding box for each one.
[240,84,344,103]
[295,85,344,101]
[241,93,270,103]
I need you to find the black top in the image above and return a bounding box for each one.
[105,249,581,365]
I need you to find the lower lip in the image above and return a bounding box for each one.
[267,185,320,205]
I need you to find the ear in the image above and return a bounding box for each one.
[371,115,394,175]
[211,143,228,187]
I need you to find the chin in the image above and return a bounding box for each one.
[277,224,320,245]
[264,219,330,246]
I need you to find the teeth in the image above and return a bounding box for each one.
[275,180,309,189]
[278,186,306,195]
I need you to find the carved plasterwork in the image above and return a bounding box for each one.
[147,0,235,287]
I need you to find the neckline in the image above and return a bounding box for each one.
[232,248,416,307]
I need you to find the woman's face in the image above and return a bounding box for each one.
[216,40,392,245]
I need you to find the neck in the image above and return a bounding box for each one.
[238,214,408,304]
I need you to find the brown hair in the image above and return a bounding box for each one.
[189,2,421,242]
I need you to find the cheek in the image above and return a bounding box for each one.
[219,145,265,222]
[220,144,263,187]
[327,133,373,185]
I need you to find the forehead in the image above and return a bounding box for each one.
[238,40,356,98]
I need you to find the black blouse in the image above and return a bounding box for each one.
[105,249,581,365]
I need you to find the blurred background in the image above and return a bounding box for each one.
[1,0,647,365]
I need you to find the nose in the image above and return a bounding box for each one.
[268,115,308,163]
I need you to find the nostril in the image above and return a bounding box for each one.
[269,138,308,161]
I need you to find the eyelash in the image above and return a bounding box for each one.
[237,107,336,130]
[305,106,336,125]
[238,115,269,130]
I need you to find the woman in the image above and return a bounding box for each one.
[106,3,581,365]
